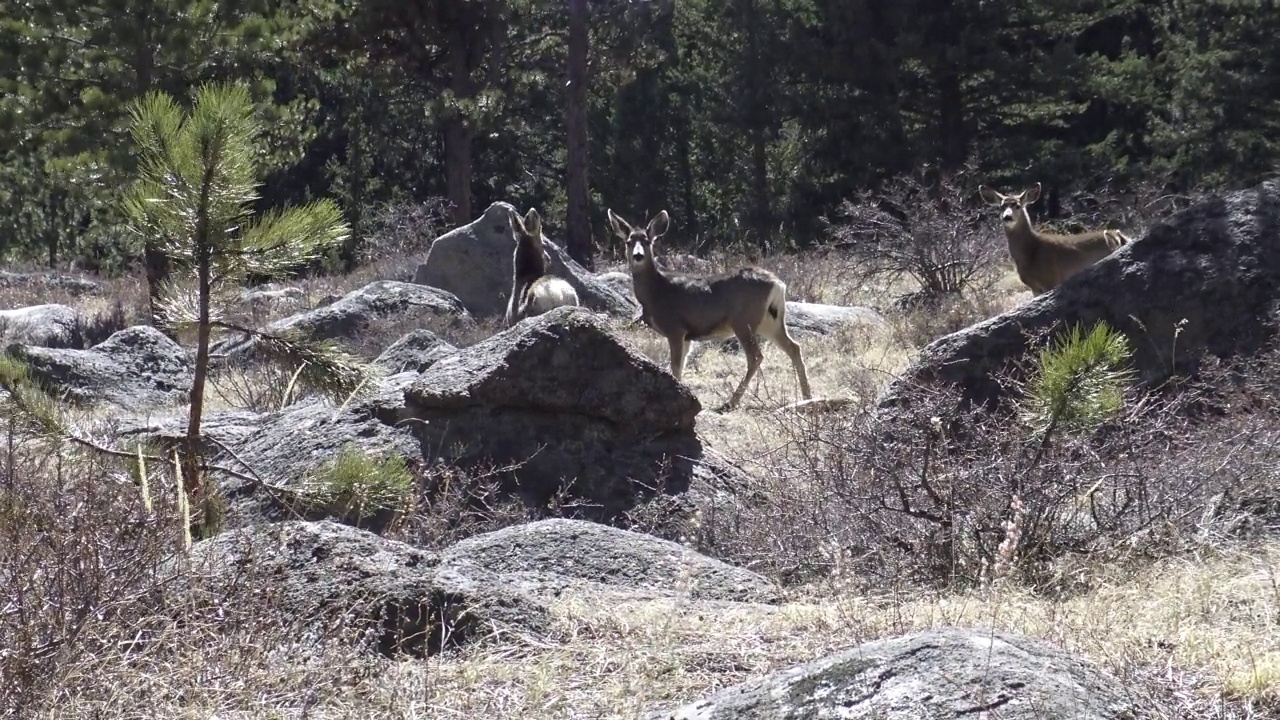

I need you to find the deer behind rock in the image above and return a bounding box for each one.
[607,207,812,411]
[505,208,580,327]
[979,182,1132,297]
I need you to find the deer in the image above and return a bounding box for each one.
[505,207,580,327]
[978,181,1132,297]
[606,207,812,412]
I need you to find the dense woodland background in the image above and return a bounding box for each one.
[2,0,1278,275]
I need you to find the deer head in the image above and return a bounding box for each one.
[979,182,1042,228]
[608,209,669,265]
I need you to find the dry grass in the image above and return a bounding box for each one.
[4,245,1279,719]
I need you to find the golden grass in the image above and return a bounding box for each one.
[197,541,1273,719]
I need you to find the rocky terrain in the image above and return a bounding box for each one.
[4,182,1280,718]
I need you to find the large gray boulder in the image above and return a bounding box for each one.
[651,627,1161,719]
[7,325,192,409]
[185,520,549,658]
[393,305,740,520]
[0,303,83,349]
[412,201,638,318]
[881,181,1280,409]
[439,519,780,605]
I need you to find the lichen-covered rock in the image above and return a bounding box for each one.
[0,303,84,349]
[187,520,550,658]
[651,627,1163,719]
[374,329,458,373]
[440,519,780,605]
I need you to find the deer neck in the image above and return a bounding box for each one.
[629,257,671,309]
[1003,209,1043,267]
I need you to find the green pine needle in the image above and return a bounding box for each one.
[1020,320,1135,438]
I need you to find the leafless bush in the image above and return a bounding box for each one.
[686,348,1280,592]
[391,461,533,551]
[829,163,1005,305]
[358,197,453,265]
[0,426,385,717]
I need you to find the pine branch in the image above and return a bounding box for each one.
[207,320,379,402]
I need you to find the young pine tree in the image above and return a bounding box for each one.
[124,82,372,532]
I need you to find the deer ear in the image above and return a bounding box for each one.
[607,209,632,240]
[524,208,542,238]
[647,210,670,240]
[1023,182,1042,204]
[508,207,526,237]
[978,185,1003,206]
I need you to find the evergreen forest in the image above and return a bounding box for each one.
[3,0,1278,273]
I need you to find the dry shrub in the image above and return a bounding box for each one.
[0,430,385,717]
[359,198,452,265]
[887,291,1008,350]
[829,162,1005,307]
[685,347,1280,593]
[390,460,532,551]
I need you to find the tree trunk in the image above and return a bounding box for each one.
[183,222,213,537]
[937,71,967,173]
[742,0,773,253]
[565,0,593,269]
[444,28,475,225]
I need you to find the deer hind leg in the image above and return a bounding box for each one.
[722,322,763,412]
[760,297,813,400]
[668,334,691,381]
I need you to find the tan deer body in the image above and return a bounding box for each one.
[979,182,1131,296]
[506,207,580,327]
[607,208,812,411]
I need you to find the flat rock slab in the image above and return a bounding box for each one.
[785,301,886,335]
[440,519,780,605]
[652,626,1161,719]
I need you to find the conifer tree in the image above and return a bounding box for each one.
[123,82,373,531]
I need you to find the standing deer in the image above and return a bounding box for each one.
[607,207,812,411]
[978,182,1132,296]
[505,207,580,327]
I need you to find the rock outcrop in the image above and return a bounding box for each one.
[7,325,192,409]
[412,201,638,318]
[214,280,472,358]
[882,181,1280,409]
[651,626,1162,719]
[121,306,737,529]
